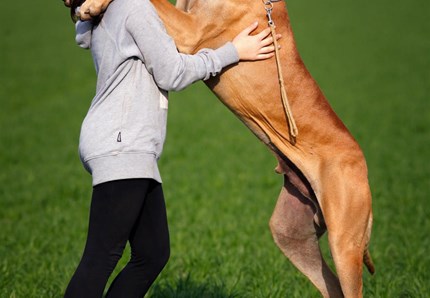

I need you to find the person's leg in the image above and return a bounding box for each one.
[64,179,151,298]
[106,181,170,298]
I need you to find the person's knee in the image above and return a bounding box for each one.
[151,245,170,273]
[134,245,170,274]
[80,241,126,272]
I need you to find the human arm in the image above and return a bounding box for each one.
[126,3,234,91]
[126,2,277,91]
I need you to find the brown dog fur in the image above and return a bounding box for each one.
[150,1,375,297]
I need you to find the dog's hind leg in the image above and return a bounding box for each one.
[270,176,343,298]
[319,158,373,298]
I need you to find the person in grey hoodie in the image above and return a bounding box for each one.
[63,0,278,297]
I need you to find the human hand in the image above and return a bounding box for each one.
[232,21,281,61]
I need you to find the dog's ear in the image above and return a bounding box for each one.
[175,0,198,12]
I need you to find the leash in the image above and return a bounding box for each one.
[263,0,298,145]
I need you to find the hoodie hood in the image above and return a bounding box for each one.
[75,20,93,49]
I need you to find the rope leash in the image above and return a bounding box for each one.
[263,0,298,145]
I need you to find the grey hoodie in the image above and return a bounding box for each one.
[75,0,239,186]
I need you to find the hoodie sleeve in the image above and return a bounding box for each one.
[75,20,93,49]
[125,1,239,91]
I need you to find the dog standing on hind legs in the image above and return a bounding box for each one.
[74,0,375,296]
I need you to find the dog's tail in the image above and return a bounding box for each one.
[363,212,375,274]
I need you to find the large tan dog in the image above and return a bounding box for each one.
[73,0,375,297]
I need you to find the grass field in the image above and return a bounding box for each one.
[1,0,429,297]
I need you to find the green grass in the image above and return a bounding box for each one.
[1,0,429,297]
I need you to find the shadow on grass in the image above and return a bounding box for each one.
[149,274,240,298]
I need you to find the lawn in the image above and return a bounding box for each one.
[1,0,429,297]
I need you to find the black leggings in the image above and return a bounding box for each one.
[65,179,170,298]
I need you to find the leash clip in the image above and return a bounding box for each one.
[262,0,275,26]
